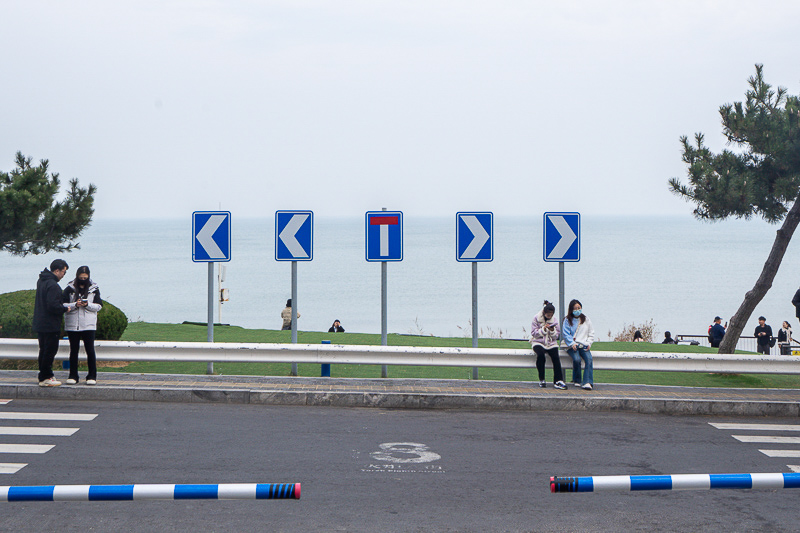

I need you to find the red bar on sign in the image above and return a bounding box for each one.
[369,216,399,225]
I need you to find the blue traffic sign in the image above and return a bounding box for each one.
[193,211,231,262]
[275,211,313,261]
[456,212,493,262]
[365,211,403,262]
[543,212,580,262]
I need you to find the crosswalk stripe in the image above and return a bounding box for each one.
[789,465,800,473]
[0,463,27,474]
[759,450,800,458]
[0,444,55,454]
[0,427,79,436]
[733,435,800,444]
[710,423,800,431]
[0,412,97,421]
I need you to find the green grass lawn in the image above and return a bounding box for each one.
[88,322,800,389]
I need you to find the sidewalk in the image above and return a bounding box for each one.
[1,370,799,416]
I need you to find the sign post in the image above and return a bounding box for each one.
[543,212,581,327]
[366,209,403,378]
[456,212,493,380]
[192,211,232,374]
[276,211,314,376]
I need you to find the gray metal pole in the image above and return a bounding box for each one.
[471,261,478,379]
[291,260,298,376]
[381,260,388,378]
[207,262,214,375]
[559,261,565,333]
[380,207,388,378]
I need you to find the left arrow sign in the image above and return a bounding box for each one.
[196,214,227,259]
[278,214,310,258]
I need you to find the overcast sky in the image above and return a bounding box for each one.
[3,1,799,220]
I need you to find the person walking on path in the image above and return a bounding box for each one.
[709,316,726,348]
[562,299,595,390]
[778,321,793,355]
[33,259,69,387]
[62,266,102,385]
[530,300,566,390]
[281,299,300,331]
[754,316,774,355]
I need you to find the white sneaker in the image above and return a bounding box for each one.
[582,383,593,390]
[38,378,61,387]
[86,379,97,386]
[66,379,77,385]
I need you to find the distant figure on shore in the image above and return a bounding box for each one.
[281,299,300,331]
[562,299,595,390]
[709,316,726,348]
[754,316,774,355]
[328,320,345,333]
[662,331,676,344]
[793,288,800,321]
[62,265,102,385]
[633,330,644,342]
[530,300,566,390]
[778,321,792,355]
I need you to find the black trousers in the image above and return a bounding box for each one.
[67,330,97,381]
[533,345,564,382]
[37,331,61,382]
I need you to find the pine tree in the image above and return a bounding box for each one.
[669,64,800,353]
[0,152,97,256]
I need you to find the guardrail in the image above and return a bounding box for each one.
[2,338,800,375]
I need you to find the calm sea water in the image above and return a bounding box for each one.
[1,215,798,341]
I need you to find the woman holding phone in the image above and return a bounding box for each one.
[62,266,102,385]
[561,299,595,390]
[530,300,567,389]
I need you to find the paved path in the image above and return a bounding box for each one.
[1,370,799,416]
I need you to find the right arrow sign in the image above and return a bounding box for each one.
[456,212,493,262]
[543,212,580,262]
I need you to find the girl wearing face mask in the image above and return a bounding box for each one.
[561,299,595,390]
[62,266,102,385]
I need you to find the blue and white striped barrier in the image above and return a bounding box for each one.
[1,483,300,502]
[551,473,800,493]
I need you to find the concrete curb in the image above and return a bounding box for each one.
[2,383,798,417]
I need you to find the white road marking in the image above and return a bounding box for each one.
[710,423,800,431]
[0,400,11,405]
[732,435,800,444]
[0,463,27,474]
[0,427,79,436]
[788,465,800,472]
[0,412,97,421]
[370,442,441,464]
[0,444,55,454]
[759,450,800,458]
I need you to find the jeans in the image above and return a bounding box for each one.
[67,330,97,381]
[567,346,593,385]
[37,331,61,382]
[533,345,563,383]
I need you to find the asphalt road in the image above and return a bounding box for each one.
[2,399,799,532]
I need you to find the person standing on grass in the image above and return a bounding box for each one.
[33,259,69,387]
[754,316,773,355]
[709,316,726,348]
[281,299,300,331]
[778,321,792,355]
[561,299,595,390]
[62,266,102,385]
[530,300,566,389]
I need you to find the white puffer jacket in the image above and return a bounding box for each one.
[62,281,102,332]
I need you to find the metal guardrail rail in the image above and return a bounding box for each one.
[2,338,800,375]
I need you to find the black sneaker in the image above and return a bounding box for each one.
[539,380,546,388]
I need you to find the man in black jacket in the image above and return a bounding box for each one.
[754,316,774,355]
[33,259,69,386]
[793,288,800,321]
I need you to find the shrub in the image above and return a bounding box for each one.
[0,290,128,340]
[609,319,657,342]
